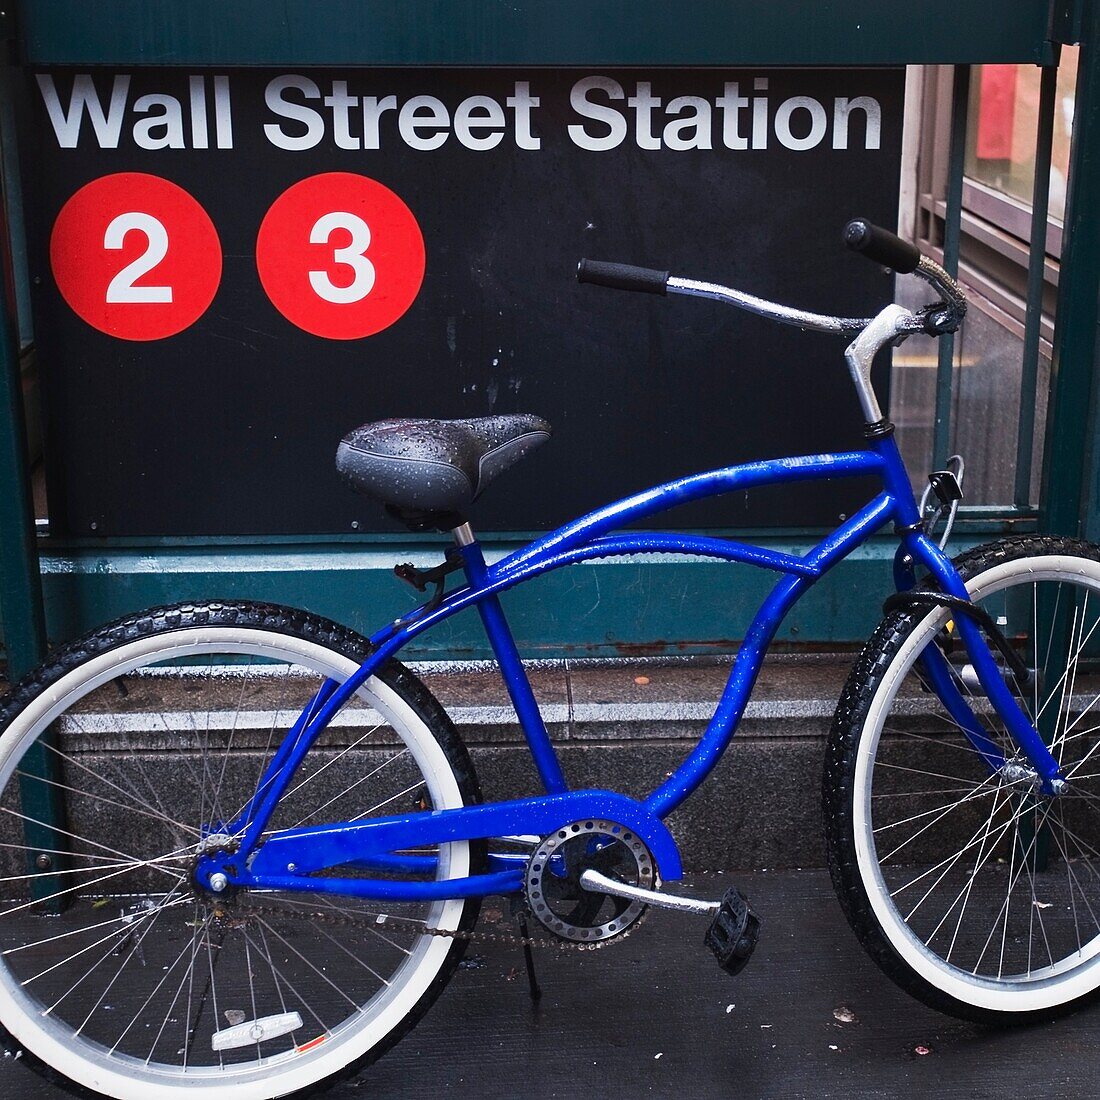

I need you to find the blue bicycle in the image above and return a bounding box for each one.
[2,220,1100,1099]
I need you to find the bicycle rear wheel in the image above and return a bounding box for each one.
[825,537,1100,1022]
[0,601,480,1099]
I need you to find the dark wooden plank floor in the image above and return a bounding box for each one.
[3,870,1097,1099]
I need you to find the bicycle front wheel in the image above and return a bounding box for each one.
[825,536,1100,1023]
[0,601,480,1099]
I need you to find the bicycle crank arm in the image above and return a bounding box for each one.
[579,868,720,915]
[581,869,761,975]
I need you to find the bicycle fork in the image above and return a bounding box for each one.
[896,528,1064,794]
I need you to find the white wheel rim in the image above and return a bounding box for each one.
[0,626,469,1098]
[854,555,1100,1013]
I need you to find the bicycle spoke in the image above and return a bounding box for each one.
[0,848,189,920]
[245,923,327,1036]
[262,894,418,952]
[290,748,410,829]
[75,878,189,1036]
[252,914,362,1013]
[210,655,253,828]
[970,799,1057,975]
[145,911,207,1065]
[875,771,1000,856]
[38,887,187,1012]
[912,782,1012,938]
[873,760,984,788]
[45,720,195,838]
[1053,601,1088,766]
[881,725,997,755]
[889,779,1012,903]
[205,925,225,1070]
[841,553,1100,1012]
[309,919,392,988]
[1046,808,1098,948]
[16,764,200,839]
[282,721,387,803]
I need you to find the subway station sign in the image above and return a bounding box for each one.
[24,68,904,536]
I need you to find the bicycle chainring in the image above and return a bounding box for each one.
[524,819,655,944]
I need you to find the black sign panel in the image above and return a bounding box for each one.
[24,67,904,536]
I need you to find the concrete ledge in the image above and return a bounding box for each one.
[10,652,1083,871]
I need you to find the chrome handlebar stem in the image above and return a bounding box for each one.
[844,305,923,423]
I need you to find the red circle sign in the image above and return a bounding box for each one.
[49,173,222,341]
[256,173,425,340]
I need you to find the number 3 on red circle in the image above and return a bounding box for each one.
[256,172,426,340]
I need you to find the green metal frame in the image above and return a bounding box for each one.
[1,0,1097,668]
[15,1,1059,67]
[1044,1,1100,541]
[30,532,975,661]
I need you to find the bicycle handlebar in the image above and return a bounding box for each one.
[576,259,669,295]
[843,217,966,330]
[842,219,921,275]
[577,217,966,339]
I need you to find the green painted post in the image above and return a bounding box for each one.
[1014,59,1059,508]
[0,76,69,907]
[1036,10,1100,871]
[1042,4,1100,539]
[932,65,971,471]
[0,203,42,673]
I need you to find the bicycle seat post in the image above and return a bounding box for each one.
[452,518,569,796]
[453,520,476,547]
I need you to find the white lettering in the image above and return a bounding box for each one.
[507,81,541,150]
[188,76,208,150]
[308,211,375,304]
[774,96,828,151]
[833,96,881,150]
[751,77,768,150]
[263,75,324,151]
[213,76,233,148]
[132,93,186,150]
[627,82,662,151]
[716,82,749,150]
[362,96,398,150]
[104,212,172,303]
[36,73,130,149]
[567,76,627,152]
[663,96,712,151]
[324,80,359,150]
[454,95,506,151]
[399,95,450,151]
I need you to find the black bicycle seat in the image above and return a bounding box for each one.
[336,414,552,520]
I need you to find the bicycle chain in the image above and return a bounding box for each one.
[233,895,647,953]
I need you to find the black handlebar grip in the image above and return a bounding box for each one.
[843,219,922,275]
[577,259,669,295]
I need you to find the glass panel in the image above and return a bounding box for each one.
[965,48,1079,224]
[890,279,1048,508]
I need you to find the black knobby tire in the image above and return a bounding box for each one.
[0,600,483,1100]
[827,536,1100,1025]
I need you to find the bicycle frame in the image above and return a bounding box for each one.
[196,431,1065,902]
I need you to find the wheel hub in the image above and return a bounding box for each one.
[189,832,240,902]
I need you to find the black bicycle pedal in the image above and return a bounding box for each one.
[704,887,760,976]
